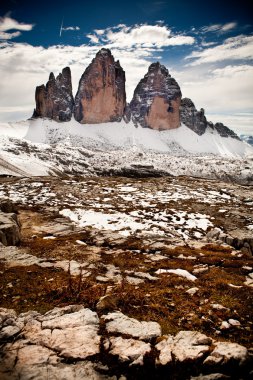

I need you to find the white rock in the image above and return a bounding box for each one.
[172,331,212,362]
[228,319,241,326]
[242,266,252,271]
[186,287,199,296]
[126,276,144,285]
[1,343,111,380]
[103,311,161,340]
[76,239,87,245]
[41,307,98,329]
[228,283,242,288]
[190,374,230,379]
[211,304,228,311]
[133,271,158,281]
[193,265,209,275]
[204,342,248,366]
[0,307,17,323]
[155,336,174,365]
[50,325,100,359]
[244,276,253,287]
[220,321,230,330]
[16,344,59,367]
[23,306,100,360]
[107,336,151,365]
[155,268,197,281]
[0,323,24,340]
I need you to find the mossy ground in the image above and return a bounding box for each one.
[0,175,252,347]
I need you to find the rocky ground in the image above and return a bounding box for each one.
[0,174,253,379]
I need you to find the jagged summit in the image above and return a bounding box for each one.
[180,97,239,139]
[130,62,182,130]
[74,49,126,124]
[33,67,74,122]
[180,97,207,136]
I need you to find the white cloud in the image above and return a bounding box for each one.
[62,26,80,31]
[163,35,195,46]
[0,31,21,40]
[88,23,195,48]
[221,22,237,32]
[0,16,34,32]
[173,63,253,135]
[94,29,105,35]
[201,22,237,34]
[186,35,253,65]
[0,16,34,40]
[86,34,99,43]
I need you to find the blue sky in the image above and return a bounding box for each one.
[0,0,253,134]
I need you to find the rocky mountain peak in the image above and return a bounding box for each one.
[96,48,112,57]
[213,122,240,140]
[180,98,240,139]
[180,97,208,135]
[49,72,55,81]
[74,49,126,124]
[147,62,171,76]
[33,67,74,122]
[130,62,182,130]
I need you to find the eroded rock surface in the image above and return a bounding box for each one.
[180,97,208,135]
[130,62,181,130]
[33,67,74,122]
[0,306,251,379]
[74,49,126,123]
[103,311,162,340]
[0,201,20,246]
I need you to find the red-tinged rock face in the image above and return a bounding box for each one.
[74,49,126,124]
[130,62,181,130]
[33,67,74,122]
[145,97,181,130]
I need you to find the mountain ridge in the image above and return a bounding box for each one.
[32,48,239,141]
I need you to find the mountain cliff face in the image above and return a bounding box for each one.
[130,62,182,130]
[180,98,208,136]
[213,122,239,139]
[180,98,239,139]
[74,49,126,124]
[31,49,240,142]
[33,67,74,122]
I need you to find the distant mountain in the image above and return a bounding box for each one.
[1,48,252,181]
[240,134,253,146]
[32,48,240,142]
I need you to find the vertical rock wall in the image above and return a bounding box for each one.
[74,49,126,124]
[33,67,74,122]
[130,63,182,130]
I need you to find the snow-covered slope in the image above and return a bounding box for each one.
[0,118,253,182]
[22,118,253,157]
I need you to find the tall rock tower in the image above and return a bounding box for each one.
[33,67,74,122]
[130,63,182,130]
[74,49,126,123]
